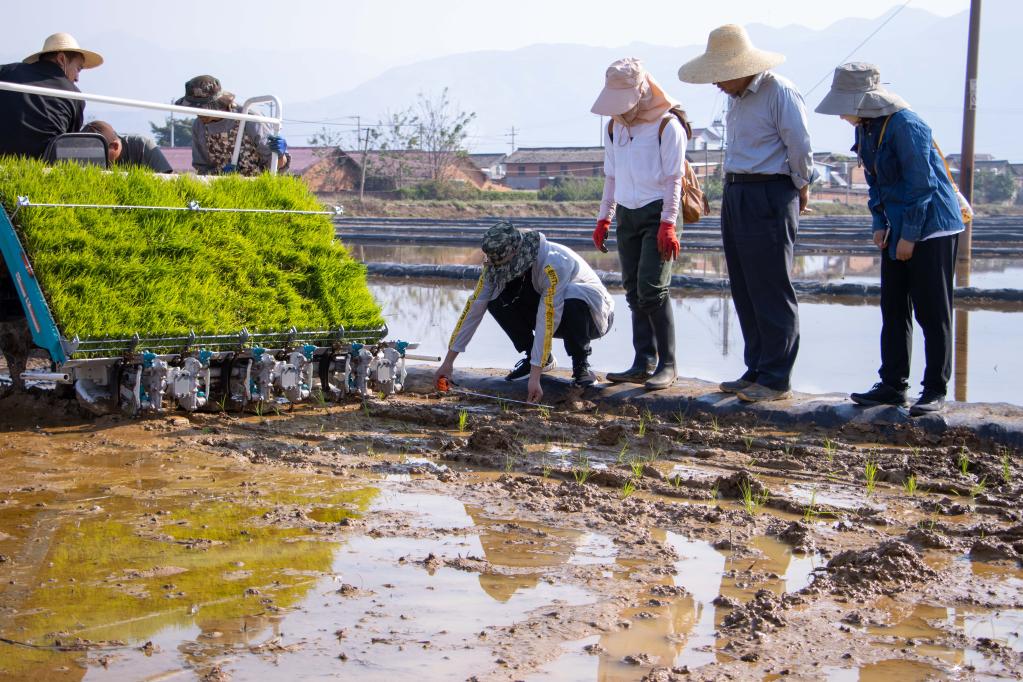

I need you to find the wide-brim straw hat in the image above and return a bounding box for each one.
[481,221,540,291]
[677,24,784,84]
[591,57,645,116]
[23,32,103,69]
[815,62,909,118]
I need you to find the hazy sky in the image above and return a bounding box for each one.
[5,0,969,65]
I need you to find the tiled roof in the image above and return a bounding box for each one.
[505,147,604,164]
[158,146,325,174]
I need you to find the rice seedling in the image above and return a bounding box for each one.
[572,454,592,486]
[822,437,835,454]
[669,474,684,490]
[783,443,792,457]
[313,389,329,409]
[537,405,551,420]
[802,488,819,524]
[637,412,648,438]
[743,435,754,452]
[457,408,468,433]
[616,440,629,465]
[216,393,229,413]
[738,478,769,516]
[0,159,383,343]
[1002,451,1012,485]
[620,480,637,499]
[969,476,987,499]
[504,454,515,474]
[710,483,719,500]
[361,401,370,418]
[710,416,720,432]
[253,401,264,418]
[903,474,918,496]
[630,458,644,479]
[864,460,880,497]
[540,453,551,479]
[958,448,970,476]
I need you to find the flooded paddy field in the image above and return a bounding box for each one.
[370,281,1023,406]
[0,391,1020,680]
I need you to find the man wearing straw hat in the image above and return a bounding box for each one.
[0,33,104,159]
[678,25,817,403]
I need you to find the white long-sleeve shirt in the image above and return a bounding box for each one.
[448,235,614,367]
[599,116,688,225]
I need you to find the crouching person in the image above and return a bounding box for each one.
[435,221,614,404]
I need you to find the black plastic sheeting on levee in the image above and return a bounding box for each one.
[365,262,1023,307]
[337,216,1023,258]
[401,366,1023,450]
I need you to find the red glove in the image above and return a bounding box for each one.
[593,219,611,253]
[657,221,680,261]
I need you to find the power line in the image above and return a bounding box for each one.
[804,0,914,97]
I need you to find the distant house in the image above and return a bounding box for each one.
[502,147,604,190]
[468,153,507,181]
[688,127,724,152]
[299,148,487,195]
[159,146,323,176]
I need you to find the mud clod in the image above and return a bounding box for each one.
[720,589,787,633]
[816,540,936,596]
[467,425,524,457]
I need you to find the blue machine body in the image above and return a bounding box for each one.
[0,205,67,363]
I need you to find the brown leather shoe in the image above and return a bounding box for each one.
[737,383,792,403]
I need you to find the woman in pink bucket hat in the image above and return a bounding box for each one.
[591,57,688,391]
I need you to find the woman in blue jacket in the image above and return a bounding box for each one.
[816,63,965,415]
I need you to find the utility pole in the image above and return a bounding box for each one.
[954,0,982,403]
[359,128,371,202]
[168,99,176,147]
[957,0,982,283]
[507,126,517,153]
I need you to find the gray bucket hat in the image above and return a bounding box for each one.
[481,221,540,291]
[815,63,909,118]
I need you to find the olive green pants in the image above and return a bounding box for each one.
[615,200,673,313]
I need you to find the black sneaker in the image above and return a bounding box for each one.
[505,354,556,381]
[571,357,596,387]
[910,389,946,416]
[850,382,907,407]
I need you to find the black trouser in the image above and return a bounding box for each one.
[878,234,958,395]
[616,199,673,313]
[720,176,801,391]
[486,272,600,361]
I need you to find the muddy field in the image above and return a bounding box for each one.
[0,386,1021,681]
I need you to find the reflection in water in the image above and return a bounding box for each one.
[360,245,1023,289]
[372,282,1023,405]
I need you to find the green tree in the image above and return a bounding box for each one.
[150,116,194,147]
[974,170,1016,204]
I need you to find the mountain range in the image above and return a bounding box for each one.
[2,5,1018,159]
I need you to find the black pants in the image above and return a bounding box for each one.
[487,272,600,361]
[879,234,958,394]
[616,199,673,313]
[720,177,801,390]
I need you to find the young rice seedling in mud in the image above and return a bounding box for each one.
[504,454,515,474]
[537,405,551,420]
[864,460,880,497]
[1001,451,1011,485]
[739,478,769,515]
[743,435,754,452]
[970,476,987,499]
[573,453,592,485]
[670,474,684,491]
[710,416,720,432]
[630,458,644,479]
[620,479,637,499]
[616,440,629,465]
[903,474,918,496]
[457,408,468,433]
[637,413,648,438]
[710,482,719,500]
[958,448,970,476]
[803,488,819,524]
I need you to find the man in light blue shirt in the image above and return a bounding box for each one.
[679,24,817,403]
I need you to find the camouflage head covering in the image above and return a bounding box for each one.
[481,221,540,291]
[176,75,233,110]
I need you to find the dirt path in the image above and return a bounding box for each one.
[0,388,1020,681]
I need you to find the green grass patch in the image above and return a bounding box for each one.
[0,158,383,340]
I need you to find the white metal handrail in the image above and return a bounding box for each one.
[0,81,282,126]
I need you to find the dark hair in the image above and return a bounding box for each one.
[82,120,118,144]
[39,50,83,64]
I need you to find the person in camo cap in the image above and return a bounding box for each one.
[175,75,289,176]
[435,221,615,404]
